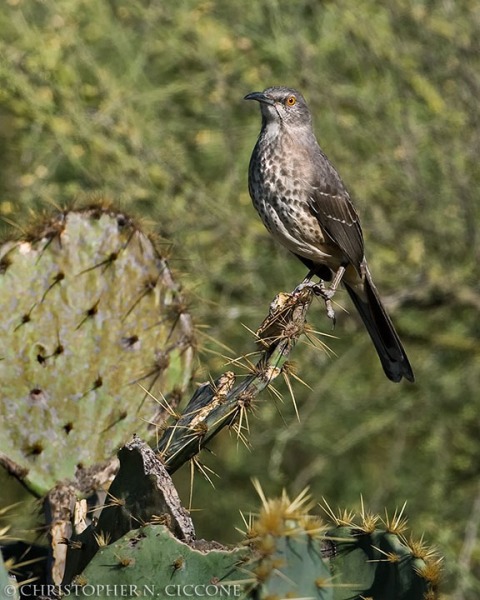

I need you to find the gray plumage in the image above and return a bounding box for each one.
[245,86,414,383]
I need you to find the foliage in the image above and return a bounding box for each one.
[0,0,479,597]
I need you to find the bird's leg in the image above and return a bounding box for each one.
[311,280,336,324]
[293,266,346,325]
[303,268,316,282]
[293,272,336,322]
[315,266,346,324]
[293,269,317,294]
[324,265,346,298]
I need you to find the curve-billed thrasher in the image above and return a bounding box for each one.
[245,86,414,383]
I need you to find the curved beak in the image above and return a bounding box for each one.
[244,91,275,105]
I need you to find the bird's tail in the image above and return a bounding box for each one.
[344,270,414,383]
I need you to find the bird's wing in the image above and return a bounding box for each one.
[308,180,365,271]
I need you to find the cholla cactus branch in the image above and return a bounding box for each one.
[155,288,314,472]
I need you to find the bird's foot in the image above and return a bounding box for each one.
[312,281,336,326]
[293,280,336,326]
[293,280,317,294]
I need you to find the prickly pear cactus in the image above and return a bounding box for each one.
[325,525,439,599]
[249,526,332,598]
[0,549,19,600]
[0,206,195,496]
[71,486,441,599]
[243,488,441,599]
[73,524,249,599]
[243,487,335,598]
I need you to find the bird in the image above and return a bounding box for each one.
[244,86,414,383]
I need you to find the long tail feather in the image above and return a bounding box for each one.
[344,272,414,383]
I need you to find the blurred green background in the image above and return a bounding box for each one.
[0,0,478,597]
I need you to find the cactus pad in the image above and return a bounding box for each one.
[244,489,441,599]
[0,207,195,496]
[74,524,249,599]
[326,525,439,599]
[0,549,19,600]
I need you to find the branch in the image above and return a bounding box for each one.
[155,288,315,472]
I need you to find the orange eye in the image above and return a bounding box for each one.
[286,95,296,106]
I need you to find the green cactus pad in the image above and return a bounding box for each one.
[327,526,435,600]
[66,485,440,600]
[244,490,440,599]
[0,549,19,600]
[251,530,332,599]
[0,207,195,496]
[73,524,249,599]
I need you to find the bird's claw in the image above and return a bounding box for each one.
[324,298,336,327]
[293,280,336,327]
[314,284,336,327]
[293,281,317,295]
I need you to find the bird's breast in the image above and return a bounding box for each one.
[248,139,338,264]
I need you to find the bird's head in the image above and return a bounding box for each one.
[244,86,312,129]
